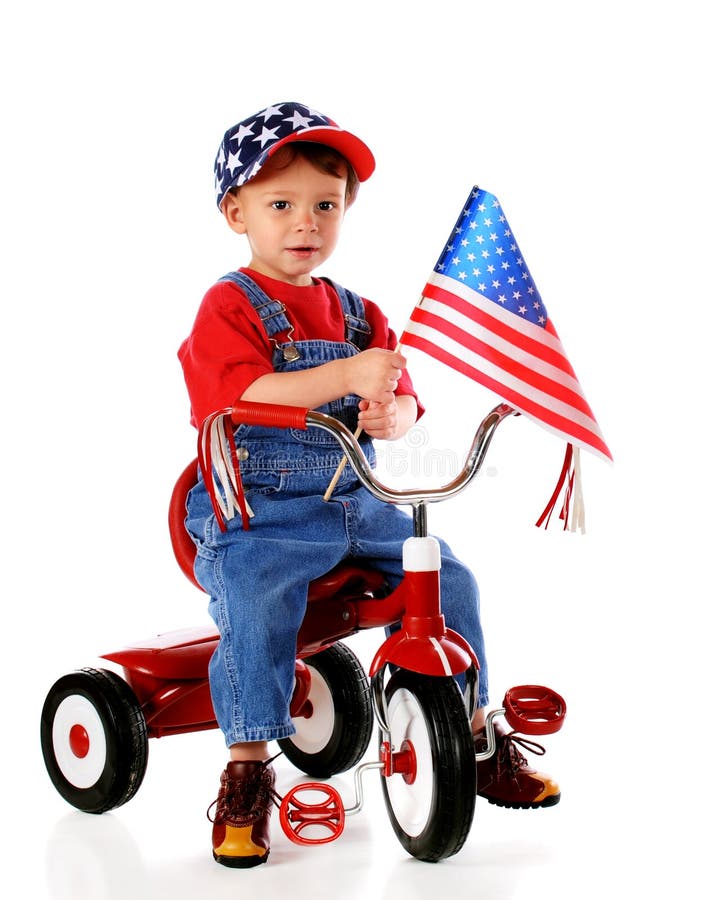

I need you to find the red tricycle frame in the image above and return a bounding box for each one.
[41,401,566,862]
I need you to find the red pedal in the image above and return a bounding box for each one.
[503,685,566,735]
[279,783,345,846]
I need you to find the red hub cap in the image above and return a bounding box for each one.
[68,724,90,759]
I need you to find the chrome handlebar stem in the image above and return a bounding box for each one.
[307,402,516,509]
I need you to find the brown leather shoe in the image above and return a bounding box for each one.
[208,760,278,867]
[475,722,560,809]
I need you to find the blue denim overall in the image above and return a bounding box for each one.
[185,272,488,746]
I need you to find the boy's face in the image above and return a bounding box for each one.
[222,153,348,286]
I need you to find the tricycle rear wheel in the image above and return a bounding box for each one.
[41,667,148,813]
[279,642,373,777]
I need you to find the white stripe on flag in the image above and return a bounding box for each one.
[416,293,581,395]
[402,317,606,456]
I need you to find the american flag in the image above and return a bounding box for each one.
[400,186,612,464]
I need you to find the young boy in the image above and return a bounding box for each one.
[179,101,559,868]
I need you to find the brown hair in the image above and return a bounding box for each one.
[229,141,359,206]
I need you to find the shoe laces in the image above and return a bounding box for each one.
[496,731,546,776]
[207,754,283,826]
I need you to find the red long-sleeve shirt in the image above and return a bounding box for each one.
[178,268,421,428]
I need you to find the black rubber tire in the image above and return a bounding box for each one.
[278,643,373,777]
[40,668,149,813]
[380,670,477,862]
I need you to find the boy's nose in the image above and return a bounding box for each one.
[293,209,318,231]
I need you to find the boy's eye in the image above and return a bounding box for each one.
[271,200,290,210]
[317,201,335,211]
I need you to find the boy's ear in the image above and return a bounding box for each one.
[221,192,247,234]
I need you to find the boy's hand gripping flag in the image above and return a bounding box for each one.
[399,186,612,532]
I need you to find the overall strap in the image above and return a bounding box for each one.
[218,271,292,339]
[320,277,372,350]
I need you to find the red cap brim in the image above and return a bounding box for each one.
[268,126,375,181]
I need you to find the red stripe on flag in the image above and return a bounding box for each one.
[408,306,596,421]
[422,281,577,379]
[402,330,612,460]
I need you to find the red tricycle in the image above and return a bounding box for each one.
[40,401,566,862]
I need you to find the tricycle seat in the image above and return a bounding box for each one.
[102,555,389,681]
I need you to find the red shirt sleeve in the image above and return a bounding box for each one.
[178,279,275,427]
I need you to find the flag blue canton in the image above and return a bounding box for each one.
[436,187,549,328]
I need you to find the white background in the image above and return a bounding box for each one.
[2,1,718,896]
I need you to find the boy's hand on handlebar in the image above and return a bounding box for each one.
[345,348,406,405]
[357,399,401,440]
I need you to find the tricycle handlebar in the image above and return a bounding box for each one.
[228,401,516,507]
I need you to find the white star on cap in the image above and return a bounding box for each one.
[246,159,263,181]
[261,105,284,121]
[226,149,242,174]
[229,123,254,146]
[284,110,314,130]
[253,125,280,147]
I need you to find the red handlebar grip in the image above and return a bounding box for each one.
[231,401,309,430]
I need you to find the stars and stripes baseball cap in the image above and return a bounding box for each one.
[214,101,376,209]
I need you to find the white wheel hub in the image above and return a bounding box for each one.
[290,670,334,754]
[385,688,434,837]
[52,695,107,788]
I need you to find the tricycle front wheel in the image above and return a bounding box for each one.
[380,670,476,862]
